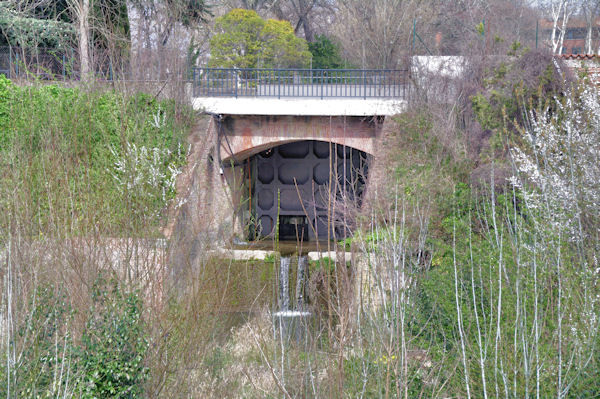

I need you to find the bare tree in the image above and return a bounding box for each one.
[333,0,432,68]
[440,0,540,54]
[68,0,93,81]
[580,0,600,53]
[287,0,317,42]
[126,0,211,79]
[237,0,282,13]
[541,0,575,54]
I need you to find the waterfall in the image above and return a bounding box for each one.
[295,256,308,310]
[274,255,310,342]
[278,256,291,311]
[277,255,309,313]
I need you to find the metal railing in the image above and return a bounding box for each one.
[192,68,410,99]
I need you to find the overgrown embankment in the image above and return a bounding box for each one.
[340,52,600,397]
[0,77,195,397]
[0,76,192,236]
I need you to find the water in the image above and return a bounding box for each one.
[274,255,311,342]
[278,256,291,311]
[277,255,309,312]
[295,255,308,310]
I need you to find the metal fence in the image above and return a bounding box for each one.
[0,47,78,80]
[0,47,191,81]
[192,68,410,99]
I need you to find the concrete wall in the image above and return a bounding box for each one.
[193,97,406,116]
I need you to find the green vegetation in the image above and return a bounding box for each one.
[308,35,345,69]
[209,9,311,69]
[77,276,148,398]
[2,42,600,398]
[0,0,131,49]
[0,75,191,235]
[0,276,147,398]
[0,3,74,48]
[0,76,193,397]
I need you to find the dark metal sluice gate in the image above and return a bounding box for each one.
[243,140,369,241]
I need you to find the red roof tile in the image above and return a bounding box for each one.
[558,54,600,61]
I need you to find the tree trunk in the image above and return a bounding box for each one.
[300,15,314,42]
[77,0,92,81]
[292,0,315,42]
[550,0,573,55]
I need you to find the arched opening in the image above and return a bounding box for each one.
[239,140,370,242]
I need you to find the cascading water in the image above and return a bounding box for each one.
[278,256,291,311]
[295,255,308,310]
[274,255,311,342]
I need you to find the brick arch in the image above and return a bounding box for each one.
[217,115,379,162]
[223,138,373,163]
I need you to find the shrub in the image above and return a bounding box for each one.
[308,35,344,69]
[209,9,311,69]
[76,276,149,398]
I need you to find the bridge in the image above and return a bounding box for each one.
[191,67,410,242]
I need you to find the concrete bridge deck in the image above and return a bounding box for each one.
[191,67,410,116]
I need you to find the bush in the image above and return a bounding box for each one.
[209,9,311,69]
[0,276,148,398]
[76,276,149,398]
[308,35,345,69]
[0,285,73,398]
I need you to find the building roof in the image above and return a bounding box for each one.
[557,54,600,84]
[539,18,600,29]
[558,54,600,61]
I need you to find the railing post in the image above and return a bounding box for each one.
[320,69,323,99]
[208,68,211,96]
[403,70,406,100]
[235,69,238,98]
[363,70,366,99]
[193,68,197,96]
[278,70,281,99]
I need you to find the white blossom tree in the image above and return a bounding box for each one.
[509,84,600,397]
[510,84,600,239]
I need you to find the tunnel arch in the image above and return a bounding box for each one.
[222,138,374,164]
[216,115,380,164]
